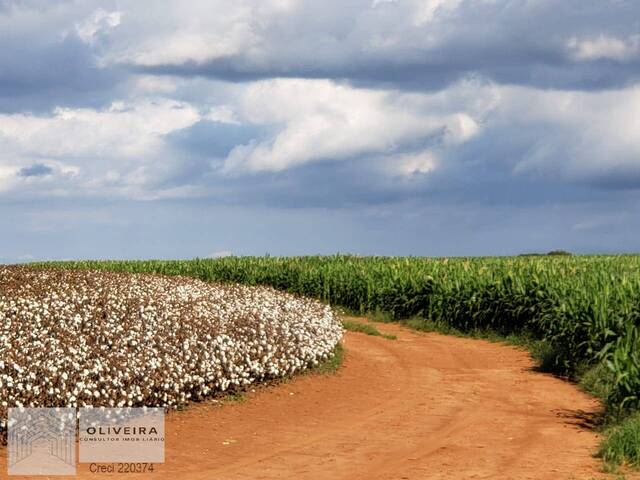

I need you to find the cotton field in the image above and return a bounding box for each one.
[0,266,343,441]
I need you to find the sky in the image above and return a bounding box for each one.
[1,0,639,260]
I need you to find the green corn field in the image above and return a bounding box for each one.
[42,255,640,414]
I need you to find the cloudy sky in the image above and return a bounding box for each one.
[1,0,639,260]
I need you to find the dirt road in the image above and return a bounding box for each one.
[1,319,608,479]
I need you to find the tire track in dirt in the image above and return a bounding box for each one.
[1,318,612,479]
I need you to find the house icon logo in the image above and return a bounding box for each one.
[8,408,76,476]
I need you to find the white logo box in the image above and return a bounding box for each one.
[79,407,165,463]
[8,407,77,476]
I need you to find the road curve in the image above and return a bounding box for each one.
[2,318,607,479]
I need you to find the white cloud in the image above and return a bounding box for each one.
[0,165,19,193]
[444,113,479,143]
[371,0,397,7]
[568,34,640,61]
[132,75,179,94]
[103,0,299,67]
[0,75,494,196]
[206,105,241,124]
[0,98,202,197]
[493,85,640,182]
[102,1,259,67]
[412,0,464,25]
[223,78,488,172]
[0,99,199,159]
[75,8,122,44]
[384,150,438,177]
[1,71,638,203]
[125,30,251,66]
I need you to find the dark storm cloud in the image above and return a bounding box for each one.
[182,148,611,212]
[586,165,640,191]
[127,0,640,91]
[18,163,53,177]
[0,38,125,113]
[134,39,640,93]
[0,0,128,113]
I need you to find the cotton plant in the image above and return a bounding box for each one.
[0,267,343,442]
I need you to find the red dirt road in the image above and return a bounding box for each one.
[1,319,611,479]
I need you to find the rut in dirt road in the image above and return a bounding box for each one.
[1,319,606,480]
